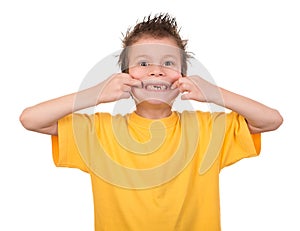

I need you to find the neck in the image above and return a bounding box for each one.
[135,102,172,119]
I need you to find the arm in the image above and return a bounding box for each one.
[217,87,283,133]
[20,73,142,135]
[175,76,283,134]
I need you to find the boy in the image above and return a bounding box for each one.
[20,13,283,231]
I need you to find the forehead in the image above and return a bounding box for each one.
[128,37,181,59]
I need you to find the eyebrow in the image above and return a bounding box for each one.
[132,55,151,60]
[128,55,151,65]
[130,54,179,63]
[162,55,179,60]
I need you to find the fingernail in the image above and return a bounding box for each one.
[170,84,176,90]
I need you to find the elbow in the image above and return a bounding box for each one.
[19,108,35,131]
[20,108,58,135]
[272,109,284,130]
[264,109,283,132]
[248,109,283,134]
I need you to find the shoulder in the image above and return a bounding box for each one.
[179,110,225,121]
[179,110,244,128]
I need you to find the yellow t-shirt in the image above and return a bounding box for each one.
[52,111,261,231]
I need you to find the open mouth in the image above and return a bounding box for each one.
[142,80,171,92]
[145,84,168,91]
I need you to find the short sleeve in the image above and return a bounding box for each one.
[51,114,91,173]
[219,112,261,170]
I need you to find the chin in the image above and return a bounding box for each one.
[143,99,171,105]
[133,97,173,107]
[131,90,178,107]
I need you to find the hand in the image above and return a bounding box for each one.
[95,73,142,104]
[172,76,222,103]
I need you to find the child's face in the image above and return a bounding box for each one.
[128,36,182,105]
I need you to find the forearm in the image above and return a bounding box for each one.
[20,86,99,134]
[217,88,283,133]
[20,73,141,135]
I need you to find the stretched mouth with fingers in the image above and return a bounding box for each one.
[142,79,172,92]
[131,79,179,104]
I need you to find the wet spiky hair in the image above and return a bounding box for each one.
[118,13,190,75]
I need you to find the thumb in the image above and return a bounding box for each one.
[181,93,191,100]
[170,80,179,90]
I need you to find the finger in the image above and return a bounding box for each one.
[130,79,143,88]
[181,92,192,100]
[119,73,141,86]
[121,85,132,92]
[170,80,179,90]
[120,92,131,99]
[178,82,192,93]
[123,77,143,88]
[171,76,187,89]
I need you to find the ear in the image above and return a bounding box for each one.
[122,68,129,74]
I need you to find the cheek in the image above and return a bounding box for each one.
[164,67,182,79]
[128,67,182,80]
[128,68,143,80]
[169,73,182,82]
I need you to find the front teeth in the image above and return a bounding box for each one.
[146,85,168,91]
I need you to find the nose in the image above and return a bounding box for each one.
[148,64,165,77]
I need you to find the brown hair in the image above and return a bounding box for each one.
[118,13,191,76]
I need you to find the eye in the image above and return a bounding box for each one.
[139,61,149,67]
[164,60,175,66]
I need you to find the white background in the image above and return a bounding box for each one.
[1,0,299,230]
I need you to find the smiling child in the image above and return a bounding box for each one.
[20,13,283,231]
